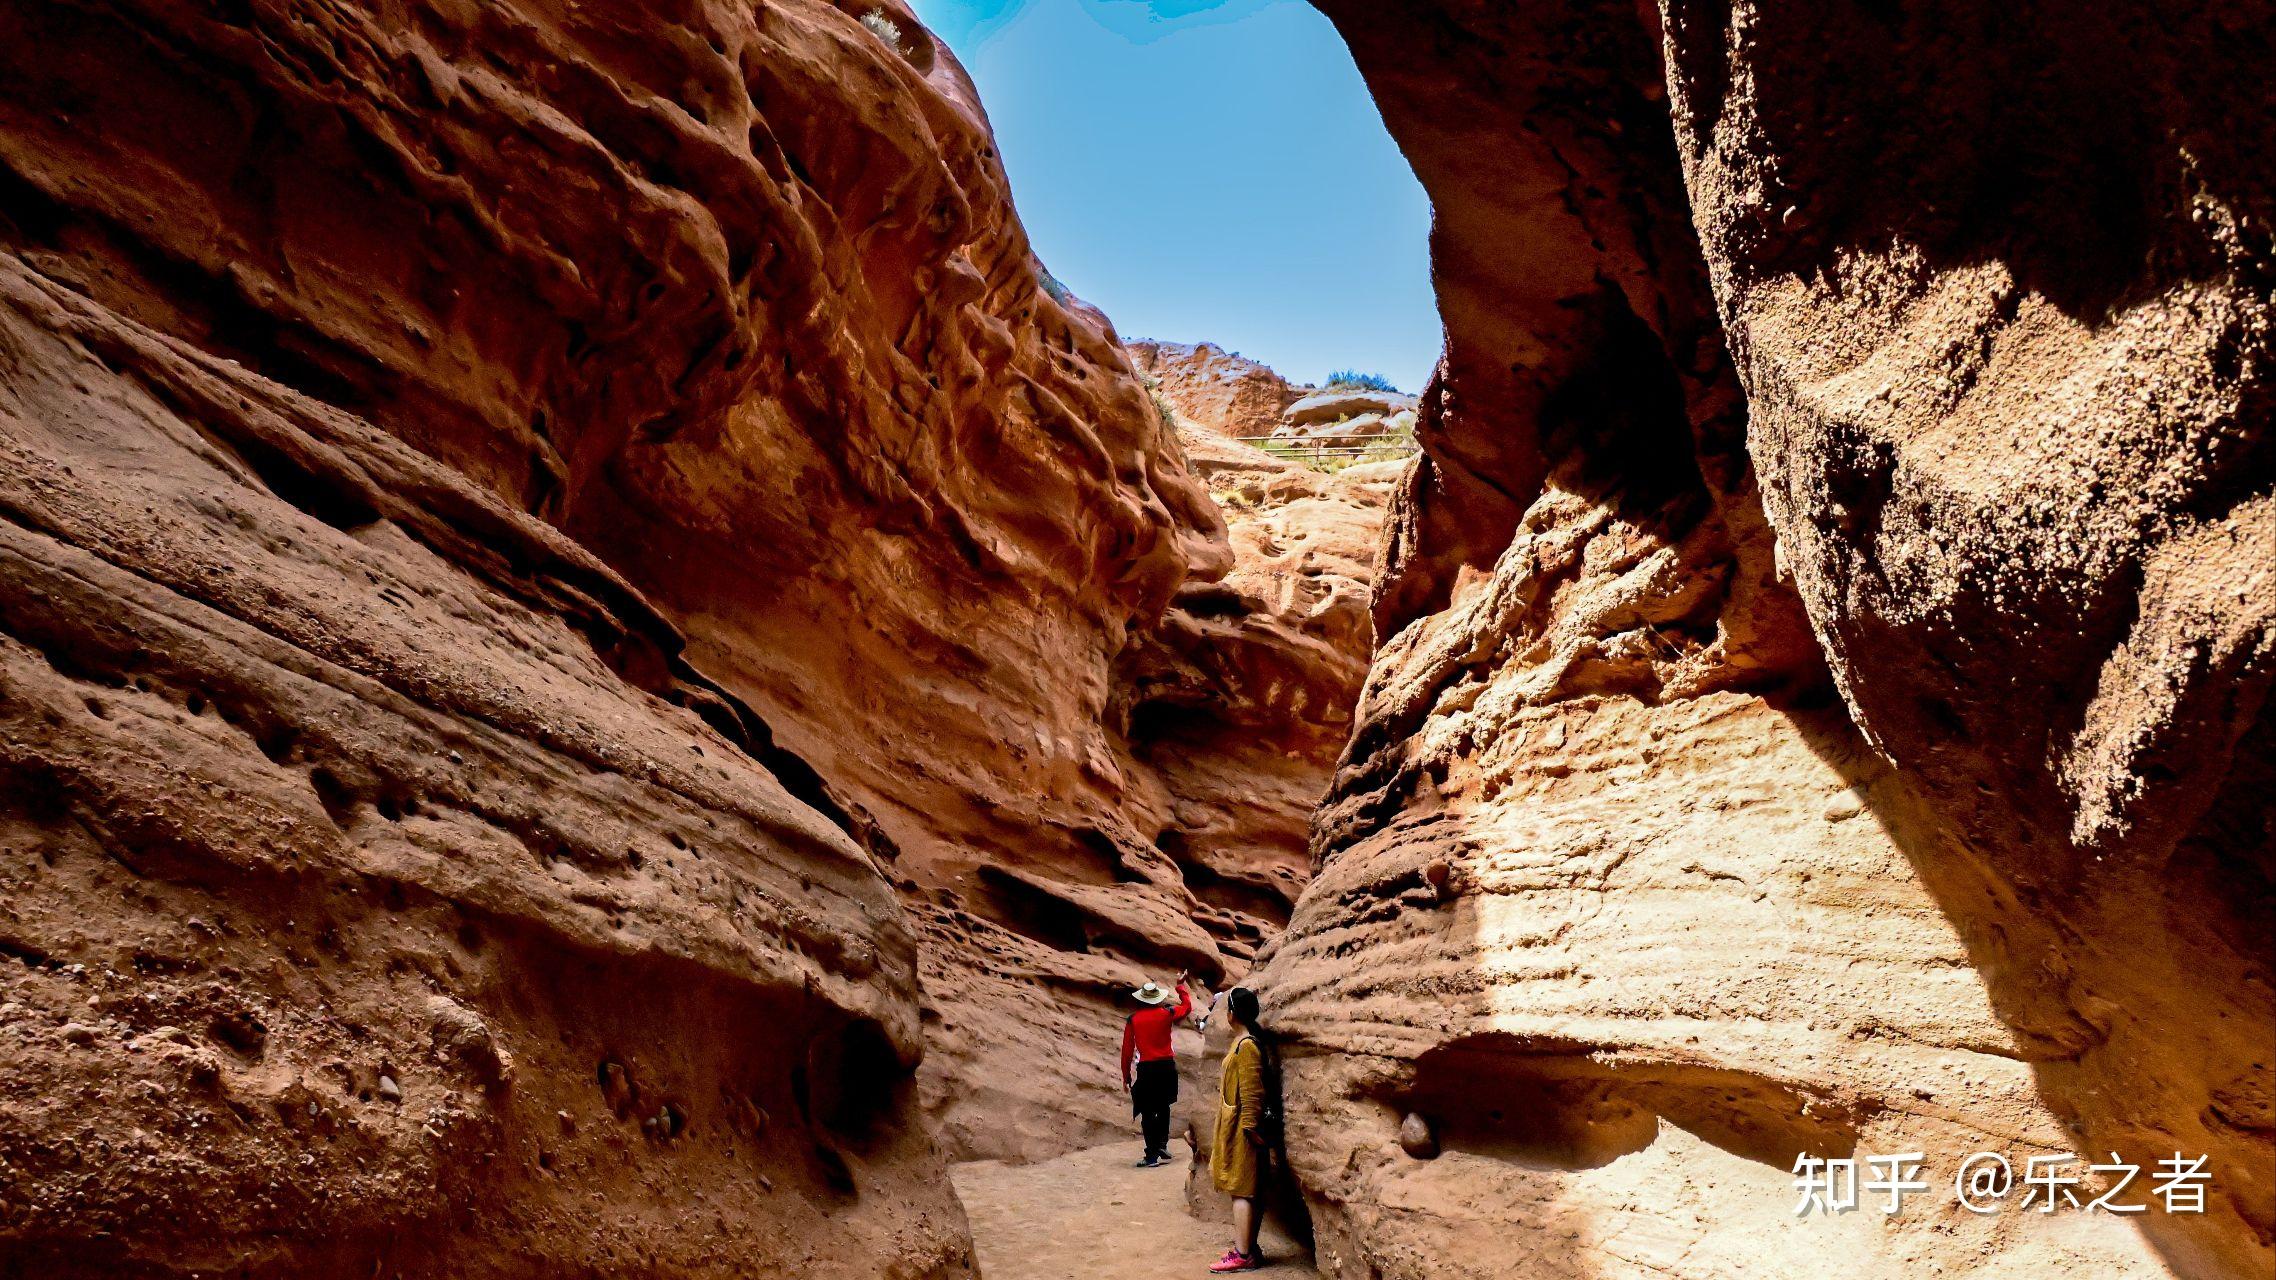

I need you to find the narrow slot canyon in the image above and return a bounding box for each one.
[0,1,2266,1279]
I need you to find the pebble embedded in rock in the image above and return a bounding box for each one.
[599,1060,633,1113]
[1398,1111,1438,1159]
[427,994,512,1088]
[377,1074,403,1103]
[1423,859,1453,900]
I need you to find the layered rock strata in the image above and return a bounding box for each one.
[0,0,1276,1268]
[921,426,1392,1162]
[1143,431,1396,966]
[1262,2,2272,1279]
[0,255,964,1278]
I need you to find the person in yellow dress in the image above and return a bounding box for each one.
[1208,987,1270,1273]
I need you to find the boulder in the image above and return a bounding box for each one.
[1284,389,1414,426]
[1309,412,1390,441]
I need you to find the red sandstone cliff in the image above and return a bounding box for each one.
[1128,340,1299,439]
[2,0,2266,1276]
[920,424,1389,1162]
[0,0,1263,1271]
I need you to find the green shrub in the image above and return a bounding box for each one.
[1038,269,1070,304]
[1324,369,1399,393]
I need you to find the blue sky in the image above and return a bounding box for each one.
[908,0,1441,392]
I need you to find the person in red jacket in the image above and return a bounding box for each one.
[1120,970,1193,1167]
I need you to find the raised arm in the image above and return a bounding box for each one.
[1170,980,1193,1022]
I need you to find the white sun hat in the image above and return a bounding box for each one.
[1132,981,1173,1006]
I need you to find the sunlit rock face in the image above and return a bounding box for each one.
[1144,429,1395,968]
[1129,340,1300,439]
[0,0,1259,1270]
[1265,2,2271,1278]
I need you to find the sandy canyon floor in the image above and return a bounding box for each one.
[955,1143,1317,1279]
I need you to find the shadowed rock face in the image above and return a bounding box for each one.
[0,0,1256,1271]
[1266,2,2271,1278]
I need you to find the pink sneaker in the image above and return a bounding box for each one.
[1209,1250,1260,1273]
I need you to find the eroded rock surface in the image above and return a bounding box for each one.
[1264,2,2272,1279]
[1662,6,2274,1274]
[0,259,962,1278]
[1130,340,1300,440]
[922,426,1391,1162]
[0,0,1243,1270]
[1283,389,1416,430]
[1140,431,1395,964]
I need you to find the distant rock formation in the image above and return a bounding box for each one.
[1263,3,2272,1280]
[1129,340,1300,439]
[1135,343,1422,470]
[1283,389,1417,430]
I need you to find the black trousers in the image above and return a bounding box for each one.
[1131,1059,1179,1157]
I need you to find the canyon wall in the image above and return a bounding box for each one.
[3,0,2262,1276]
[0,255,964,1279]
[916,412,1386,1160]
[936,409,1396,1161]
[0,0,1321,1269]
[906,387,1388,1161]
[1263,2,2272,1279]
[1150,428,1395,970]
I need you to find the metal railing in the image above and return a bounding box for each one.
[1230,435,1419,470]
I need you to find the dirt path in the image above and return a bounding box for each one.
[953,1141,1318,1279]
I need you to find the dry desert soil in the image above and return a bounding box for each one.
[955,1143,1318,1279]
